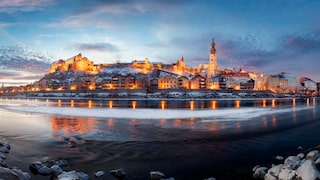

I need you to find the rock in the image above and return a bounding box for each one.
[298,146,304,151]
[284,156,302,169]
[306,150,320,161]
[296,160,320,180]
[276,156,284,161]
[0,154,6,160]
[46,159,68,167]
[150,171,165,180]
[110,168,127,179]
[264,173,277,180]
[11,167,31,180]
[37,165,52,176]
[0,142,10,153]
[278,168,296,180]
[0,159,8,167]
[297,153,305,160]
[0,167,30,180]
[94,170,104,178]
[29,161,43,174]
[268,164,283,177]
[51,165,63,176]
[57,170,89,180]
[204,177,216,180]
[252,166,267,179]
[0,167,20,180]
[252,165,260,172]
[315,157,320,165]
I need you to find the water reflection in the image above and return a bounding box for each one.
[306,98,310,107]
[51,116,97,137]
[211,100,217,109]
[272,99,276,108]
[160,100,166,110]
[88,100,93,108]
[272,115,277,127]
[292,99,296,107]
[132,101,137,109]
[70,100,74,108]
[189,101,194,110]
[109,100,113,109]
[262,100,267,108]
[235,100,240,108]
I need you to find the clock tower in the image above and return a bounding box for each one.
[207,38,219,78]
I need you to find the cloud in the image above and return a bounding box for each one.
[72,43,119,52]
[285,32,320,52]
[0,0,54,13]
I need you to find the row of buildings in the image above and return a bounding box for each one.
[1,39,319,95]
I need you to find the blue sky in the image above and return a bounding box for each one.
[0,0,319,86]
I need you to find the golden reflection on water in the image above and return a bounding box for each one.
[292,98,296,107]
[132,101,137,109]
[262,100,266,108]
[70,100,74,108]
[46,99,49,106]
[58,100,61,107]
[159,119,166,127]
[174,119,182,127]
[306,98,310,107]
[313,98,316,106]
[189,101,194,110]
[272,99,276,107]
[262,117,268,127]
[160,100,166,110]
[211,100,217,109]
[107,118,114,127]
[88,100,92,108]
[235,100,240,108]
[109,100,113,109]
[51,116,97,136]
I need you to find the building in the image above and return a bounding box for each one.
[158,74,178,89]
[256,74,289,93]
[300,77,317,95]
[190,75,206,89]
[207,39,219,78]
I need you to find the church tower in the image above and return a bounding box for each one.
[207,38,219,78]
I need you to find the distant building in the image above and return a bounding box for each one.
[256,74,289,93]
[300,77,317,95]
[207,39,219,78]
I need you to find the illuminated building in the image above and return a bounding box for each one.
[207,39,219,78]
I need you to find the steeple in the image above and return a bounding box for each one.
[210,38,216,55]
[207,38,219,78]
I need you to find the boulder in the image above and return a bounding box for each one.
[296,160,320,180]
[150,171,165,180]
[37,166,52,176]
[29,161,43,174]
[278,168,296,180]
[95,170,105,178]
[264,173,277,180]
[110,168,127,180]
[0,142,10,153]
[276,156,284,161]
[268,164,283,177]
[51,165,63,176]
[57,170,89,180]
[284,156,302,169]
[306,150,320,161]
[297,153,305,160]
[253,166,267,179]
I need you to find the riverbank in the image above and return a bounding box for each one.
[0,89,312,101]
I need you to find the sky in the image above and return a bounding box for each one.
[0,0,319,86]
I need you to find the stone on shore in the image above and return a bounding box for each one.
[296,160,320,180]
[306,150,320,161]
[267,164,283,177]
[275,155,284,161]
[94,170,105,178]
[150,171,165,180]
[57,170,89,180]
[110,168,127,179]
[51,165,63,176]
[0,142,10,153]
[252,166,267,179]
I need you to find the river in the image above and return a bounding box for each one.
[0,97,319,179]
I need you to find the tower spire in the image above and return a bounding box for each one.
[207,38,219,78]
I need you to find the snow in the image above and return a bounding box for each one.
[296,160,320,180]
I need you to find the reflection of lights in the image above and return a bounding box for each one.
[159,119,166,126]
[235,100,240,108]
[235,122,241,129]
[46,99,49,106]
[211,100,217,109]
[292,98,296,107]
[262,100,266,107]
[130,119,137,125]
[272,116,277,126]
[160,100,166,110]
[107,118,114,127]
[189,101,194,110]
[70,100,74,107]
[210,124,218,131]
[313,98,316,106]
[88,100,92,108]
[58,100,61,107]
[306,98,310,107]
[272,99,276,107]
[262,117,268,127]
[109,101,113,108]
[132,101,137,109]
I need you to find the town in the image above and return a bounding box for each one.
[0,39,319,96]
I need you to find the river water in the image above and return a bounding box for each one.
[0,97,319,179]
